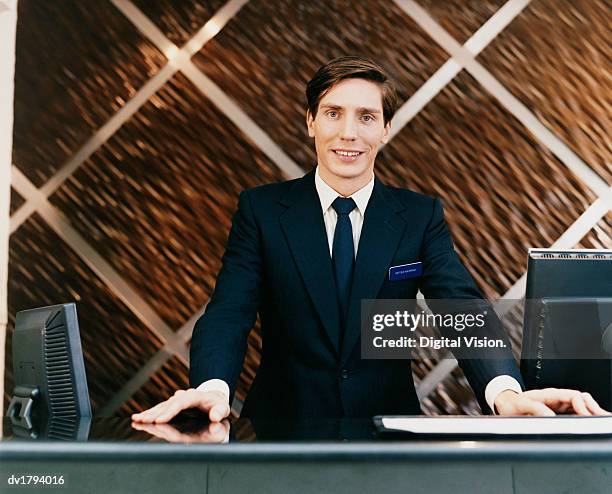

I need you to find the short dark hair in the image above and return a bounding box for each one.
[306,56,398,125]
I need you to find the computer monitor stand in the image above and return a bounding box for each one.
[6,385,40,429]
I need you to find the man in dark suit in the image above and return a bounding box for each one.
[133,56,608,425]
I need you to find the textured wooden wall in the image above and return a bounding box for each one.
[6,0,611,416]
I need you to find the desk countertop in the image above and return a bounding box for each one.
[2,417,612,462]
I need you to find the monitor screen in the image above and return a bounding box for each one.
[521,249,612,410]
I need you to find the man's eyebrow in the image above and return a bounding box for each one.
[357,107,382,114]
[319,104,382,114]
[319,104,342,110]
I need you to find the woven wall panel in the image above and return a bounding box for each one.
[12,0,166,187]
[478,0,612,184]
[377,70,596,300]
[10,188,24,215]
[120,355,189,414]
[578,212,612,249]
[5,215,164,413]
[50,73,286,331]
[193,0,448,171]
[132,0,227,46]
[421,366,480,415]
[419,0,505,43]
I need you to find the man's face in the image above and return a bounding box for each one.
[307,78,390,187]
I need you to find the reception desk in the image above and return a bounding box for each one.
[1,417,611,494]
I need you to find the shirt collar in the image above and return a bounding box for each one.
[314,166,374,215]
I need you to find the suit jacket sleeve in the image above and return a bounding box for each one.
[418,198,524,413]
[189,189,262,400]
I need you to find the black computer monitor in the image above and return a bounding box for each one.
[6,303,91,428]
[521,249,612,410]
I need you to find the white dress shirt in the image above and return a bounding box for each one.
[314,166,374,257]
[198,167,522,413]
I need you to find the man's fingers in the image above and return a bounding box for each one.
[132,400,171,423]
[524,388,585,412]
[153,391,214,423]
[136,402,177,423]
[209,402,231,422]
[132,389,229,423]
[154,400,186,423]
[134,405,170,424]
[571,393,592,416]
[522,388,612,416]
[520,398,556,416]
[582,392,611,416]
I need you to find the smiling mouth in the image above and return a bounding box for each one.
[332,149,364,161]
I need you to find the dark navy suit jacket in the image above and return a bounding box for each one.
[190,170,523,418]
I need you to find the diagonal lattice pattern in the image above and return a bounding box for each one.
[378,70,596,300]
[418,0,506,42]
[50,73,285,330]
[479,0,612,184]
[420,365,481,415]
[12,0,166,187]
[132,0,227,46]
[578,212,612,250]
[119,355,190,414]
[9,189,24,215]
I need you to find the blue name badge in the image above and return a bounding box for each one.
[389,262,423,281]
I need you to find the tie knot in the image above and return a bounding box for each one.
[332,197,357,216]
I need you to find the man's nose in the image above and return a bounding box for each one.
[340,117,358,140]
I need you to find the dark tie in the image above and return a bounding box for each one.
[331,197,357,337]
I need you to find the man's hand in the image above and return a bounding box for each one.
[494,388,612,416]
[132,419,230,443]
[131,389,230,423]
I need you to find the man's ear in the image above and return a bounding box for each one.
[306,110,315,138]
[381,121,391,144]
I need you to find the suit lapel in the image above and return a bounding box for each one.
[279,171,342,356]
[341,179,406,365]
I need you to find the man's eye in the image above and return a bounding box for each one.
[361,114,373,122]
[327,111,338,118]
